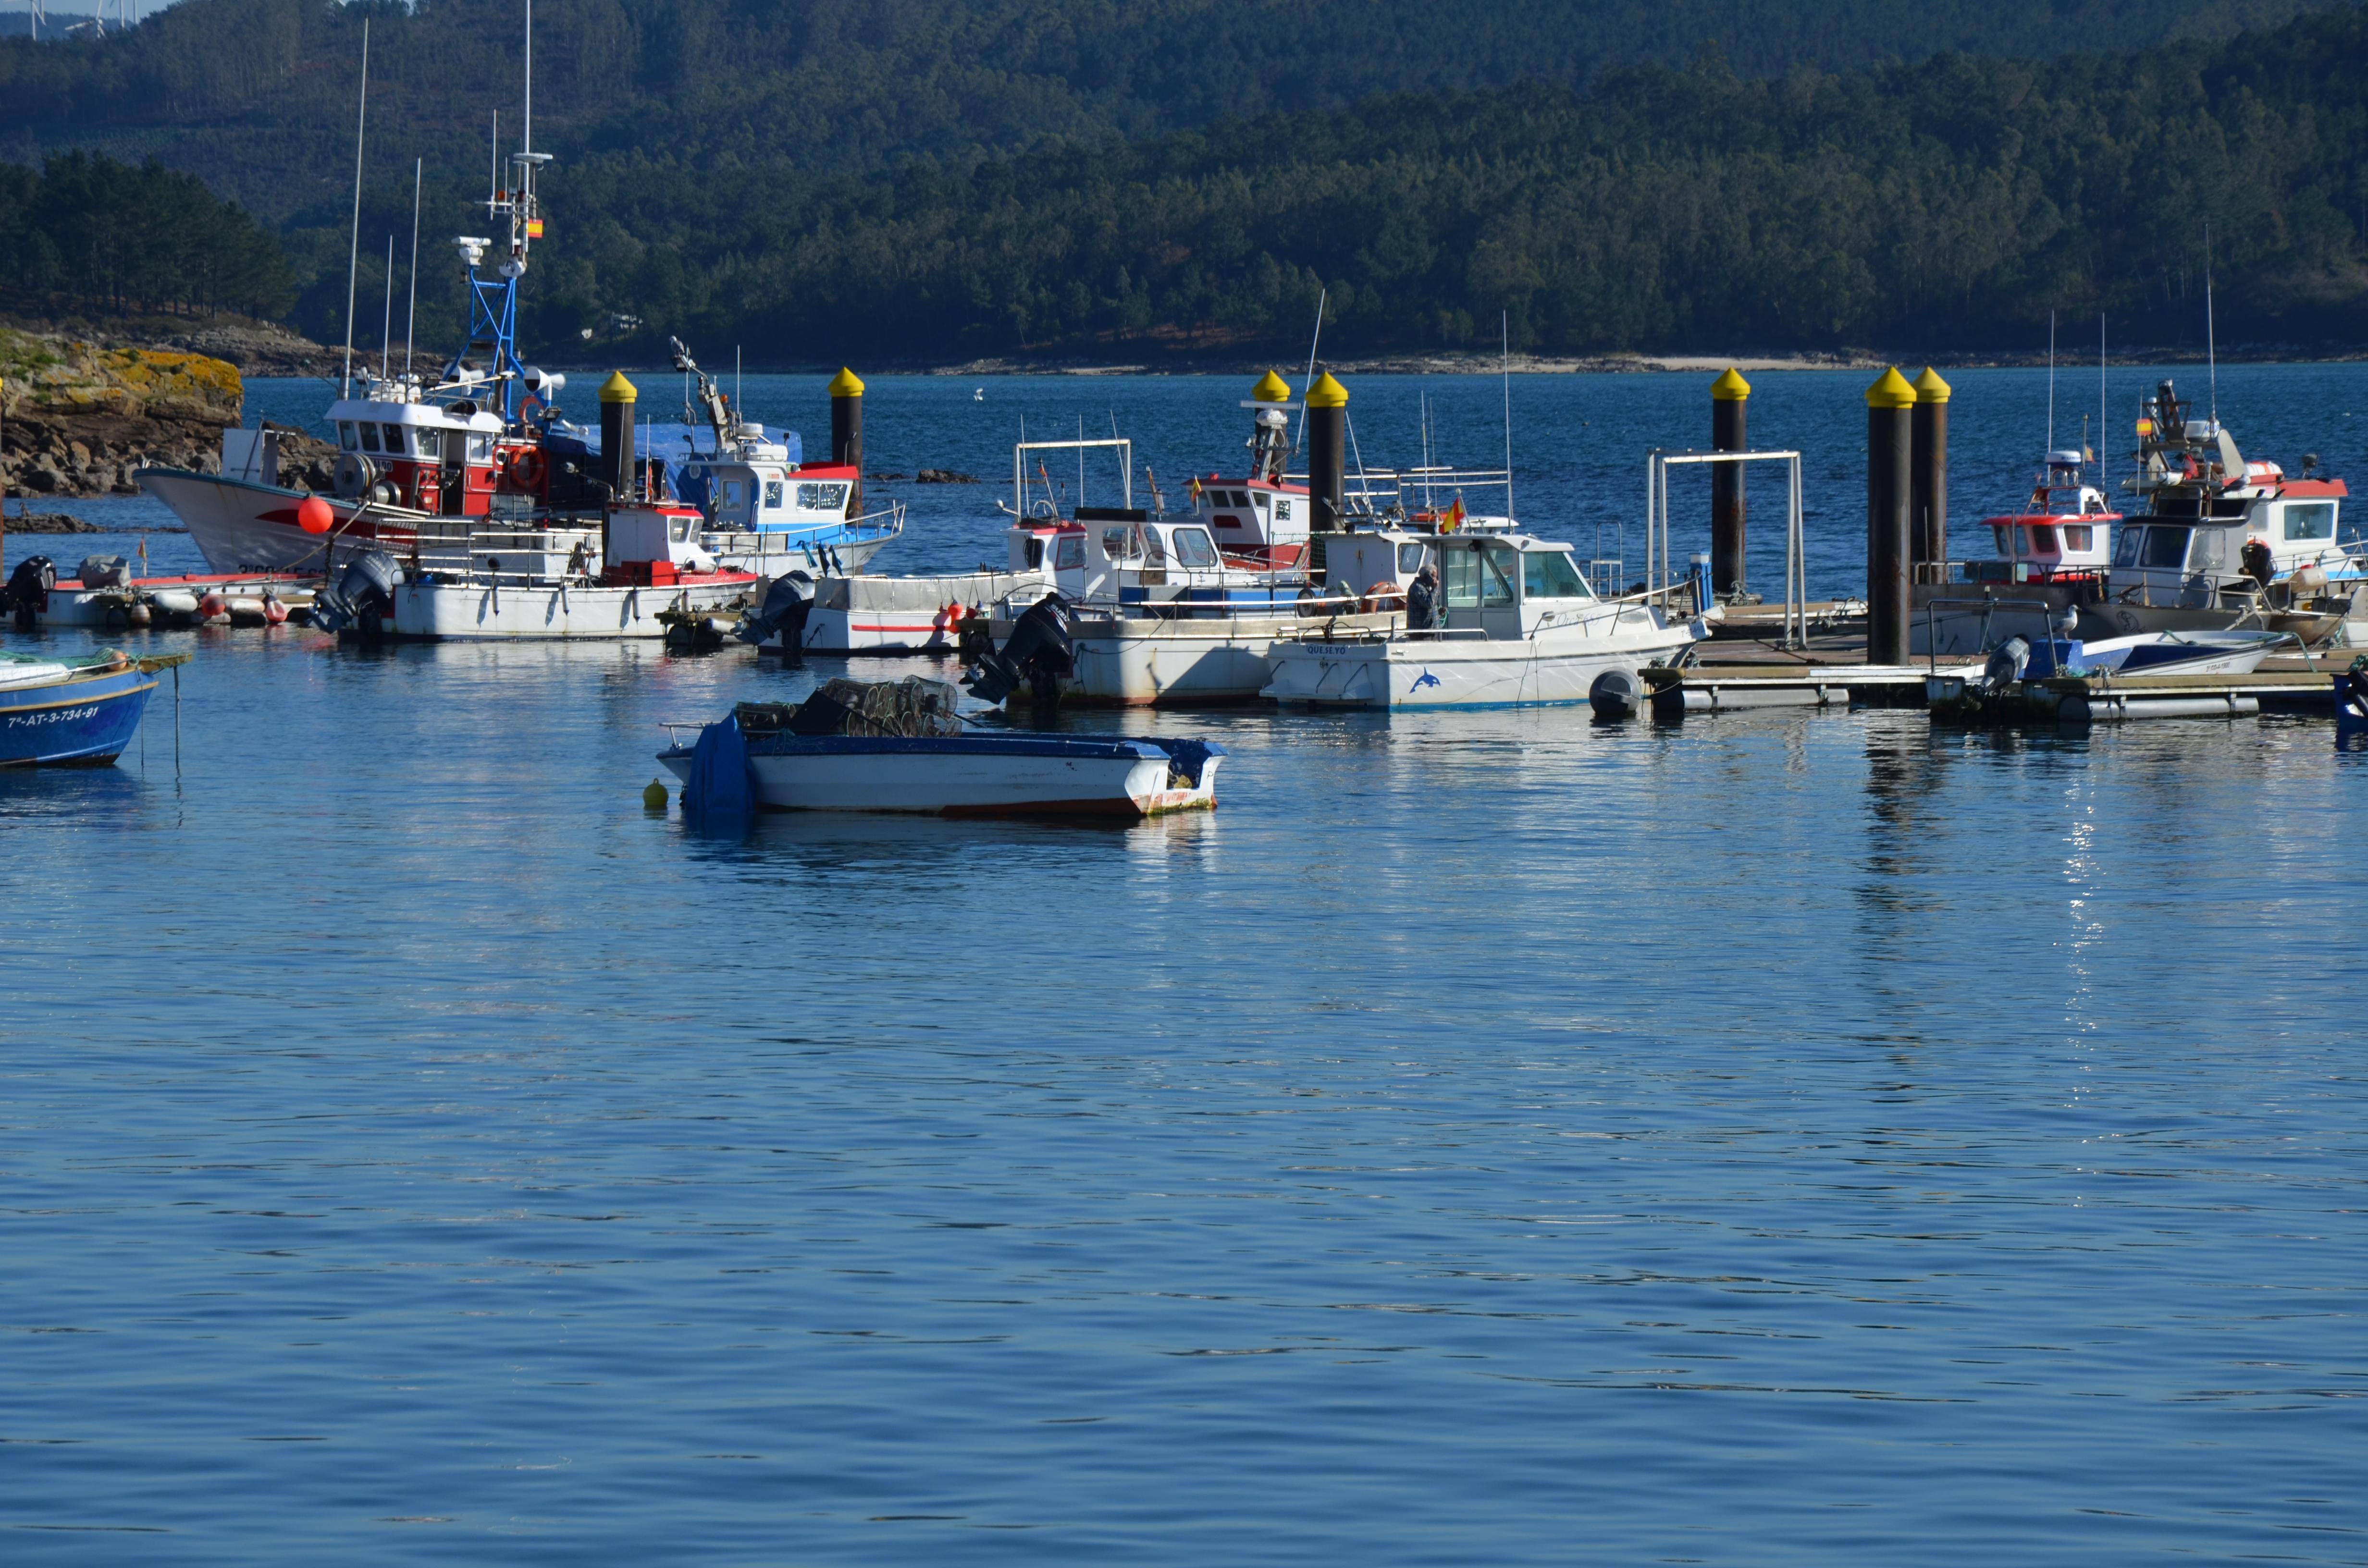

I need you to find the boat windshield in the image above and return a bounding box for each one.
[1521,549,1591,599]
[1444,541,1517,608]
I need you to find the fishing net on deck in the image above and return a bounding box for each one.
[737,676,966,740]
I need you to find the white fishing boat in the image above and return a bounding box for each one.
[308,499,758,640]
[1260,528,1703,708]
[4,554,314,630]
[660,678,1220,819]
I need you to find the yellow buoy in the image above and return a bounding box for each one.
[642,778,669,811]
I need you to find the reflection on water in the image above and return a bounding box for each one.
[6,373,2368,1561]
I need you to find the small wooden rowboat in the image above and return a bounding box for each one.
[0,649,186,767]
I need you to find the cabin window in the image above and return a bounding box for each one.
[669,514,693,543]
[2063,525,2093,552]
[1226,490,1249,508]
[2286,502,2336,541]
[1054,533,1085,570]
[2141,526,2192,569]
[760,480,781,510]
[382,424,406,454]
[1444,543,1516,607]
[1139,527,1167,566]
[1992,525,2009,555]
[1251,491,1269,512]
[2114,528,2142,567]
[1522,550,1590,599]
[1102,527,1134,561]
[467,434,492,462]
[1173,528,1218,568]
[1273,498,1293,524]
[414,428,442,459]
[2012,525,2028,554]
[2029,524,2058,553]
[795,481,851,512]
[337,421,359,451]
[2192,530,2226,570]
[1024,537,1045,568]
[1398,542,1429,575]
[358,422,381,453]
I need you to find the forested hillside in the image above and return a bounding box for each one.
[3,0,2365,360]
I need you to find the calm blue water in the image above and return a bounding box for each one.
[4,369,2367,1564]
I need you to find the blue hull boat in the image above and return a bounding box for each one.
[0,650,180,767]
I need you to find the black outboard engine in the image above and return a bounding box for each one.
[6,555,57,632]
[309,550,401,637]
[1983,635,2031,693]
[736,571,815,655]
[962,594,1073,705]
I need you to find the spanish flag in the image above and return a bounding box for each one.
[526,219,545,239]
[1442,496,1466,532]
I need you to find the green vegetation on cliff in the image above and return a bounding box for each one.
[3,0,2364,359]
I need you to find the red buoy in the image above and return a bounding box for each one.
[297,495,334,535]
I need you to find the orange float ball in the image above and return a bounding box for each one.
[297,495,334,535]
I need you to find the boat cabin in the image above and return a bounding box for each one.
[600,502,722,585]
[1428,533,1605,637]
[1189,475,1310,568]
[678,424,859,542]
[1008,510,1307,611]
[2114,478,2353,605]
[1971,452,2119,584]
[329,394,520,517]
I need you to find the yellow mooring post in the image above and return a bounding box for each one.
[1711,368,1751,598]
[1912,368,1952,576]
[1865,367,1918,665]
[599,370,639,500]
[1305,373,1349,533]
[830,367,865,514]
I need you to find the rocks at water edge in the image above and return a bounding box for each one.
[915,469,979,483]
[0,327,243,499]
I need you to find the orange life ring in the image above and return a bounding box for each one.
[506,447,547,491]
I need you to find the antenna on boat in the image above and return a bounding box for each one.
[2097,312,2107,471]
[403,158,421,384]
[379,234,394,381]
[1294,288,1326,453]
[1501,310,1514,523]
[2204,223,2219,426]
[2045,307,2056,456]
[489,110,498,211]
[340,17,370,399]
[522,0,532,159]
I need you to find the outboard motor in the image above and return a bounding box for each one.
[962,594,1073,705]
[735,571,815,654]
[1983,635,2031,693]
[309,550,401,637]
[6,555,57,632]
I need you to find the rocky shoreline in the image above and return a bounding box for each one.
[1,327,246,500]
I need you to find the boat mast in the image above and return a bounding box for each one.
[404,159,421,383]
[1501,311,1514,523]
[2204,223,2219,427]
[341,17,369,399]
[2045,308,2056,456]
[379,234,394,381]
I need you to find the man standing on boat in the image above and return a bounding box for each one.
[1407,563,1441,630]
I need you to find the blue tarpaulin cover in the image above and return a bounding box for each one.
[683,714,756,818]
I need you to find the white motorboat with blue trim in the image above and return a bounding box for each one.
[1260,526,1704,708]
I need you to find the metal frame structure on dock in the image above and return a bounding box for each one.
[1644,450,1806,647]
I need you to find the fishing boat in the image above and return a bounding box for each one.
[975,378,1505,704]
[2105,379,2363,636]
[0,649,183,766]
[660,677,1221,818]
[4,553,314,630]
[139,7,900,582]
[1260,527,1703,708]
[307,499,760,641]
